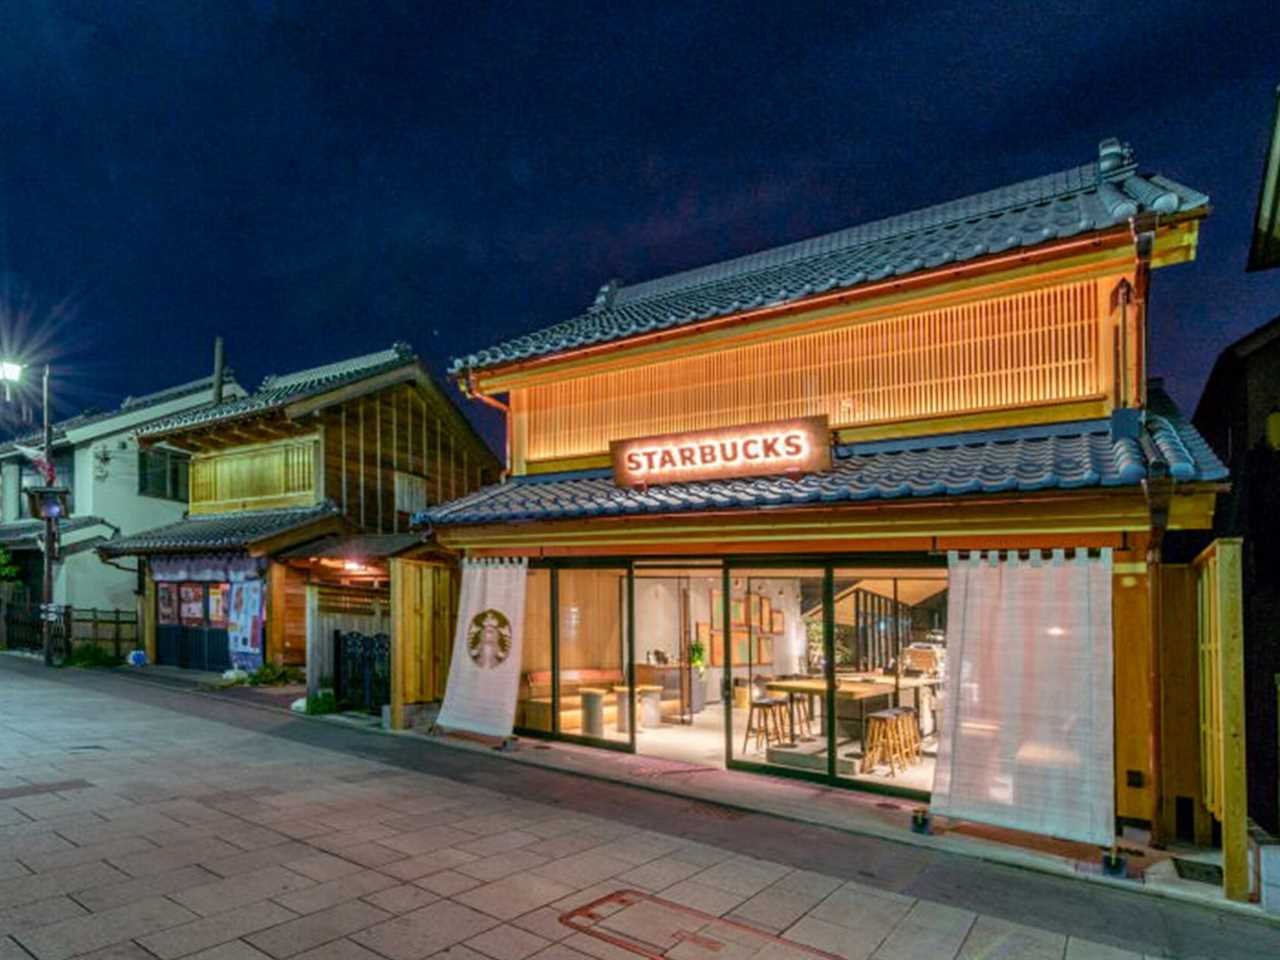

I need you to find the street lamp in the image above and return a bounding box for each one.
[0,361,21,403]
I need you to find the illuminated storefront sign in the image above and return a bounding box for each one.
[611,416,831,487]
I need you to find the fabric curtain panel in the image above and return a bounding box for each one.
[436,558,528,739]
[151,554,263,582]
[931,549,1114,845]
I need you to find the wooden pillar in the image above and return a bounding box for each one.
[1113,565,1156,825]
[267,562,287,667]
[1216,540,1249,901]
[143,570,157,665]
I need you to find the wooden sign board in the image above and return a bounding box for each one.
[611,415,831,487]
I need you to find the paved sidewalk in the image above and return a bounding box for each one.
[0,659,1276,960]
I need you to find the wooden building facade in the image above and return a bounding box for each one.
[100,345,499,713]
[425,140,1251,897]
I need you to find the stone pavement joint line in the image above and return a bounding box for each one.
[0,655,1276,960]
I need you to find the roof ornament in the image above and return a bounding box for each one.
[1097,137,1134,176]
[588,279,621,314]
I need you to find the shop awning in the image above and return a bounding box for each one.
[421,388,1226,527]
[98,502,344,557]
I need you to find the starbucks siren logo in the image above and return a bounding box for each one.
[467,609,512,668]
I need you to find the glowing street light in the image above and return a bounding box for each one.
[0,361,21,403]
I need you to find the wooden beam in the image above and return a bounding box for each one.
[1216,539,1248,901]
[340,406,348,514]
[377,393,384,533]
[359,399,366,529]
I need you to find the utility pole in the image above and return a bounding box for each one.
[41,364,53,667]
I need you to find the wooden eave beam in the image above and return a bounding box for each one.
[467,218,1203,393]
[433,488,1157,552]
[247,516,349,558]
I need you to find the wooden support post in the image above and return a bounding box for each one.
[1217,540,1248,901]
[376,395,384,533]
[359,401,366,529]
[341,407,348,514]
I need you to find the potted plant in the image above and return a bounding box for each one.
[687,638,708,713]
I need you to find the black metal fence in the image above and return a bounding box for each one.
[0,602,72,657]
[334,630,391,714]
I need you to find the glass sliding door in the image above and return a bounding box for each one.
[727,567,828,775]
[556,567,632,747]
[631,564,724,765]
[515,568,553,734]
[832,567,948,793]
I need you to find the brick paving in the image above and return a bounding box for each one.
[1,657,1278,959]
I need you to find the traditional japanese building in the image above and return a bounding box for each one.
[420,139,1250,896]
[100,344,498,701]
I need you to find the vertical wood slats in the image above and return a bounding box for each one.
[190,439,317,511]
[1195,538,1248,900]
[520,279,1103,462]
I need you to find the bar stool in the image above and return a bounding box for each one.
[861,709,910,775]
[742,676,786,754]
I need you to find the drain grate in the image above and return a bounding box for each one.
[1172,858,1223,885]
[687,801,745,820]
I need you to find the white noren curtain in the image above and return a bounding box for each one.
[930,549,1114,845]
[436,558,528,739]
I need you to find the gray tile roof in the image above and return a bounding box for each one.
[0,516,112,549]
[138,344,418,438]
[0,376,232,454]
[98,502,341,556]
[419,389,1225,527]
[450,138,1209,374]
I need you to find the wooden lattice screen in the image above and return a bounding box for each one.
[191,439,317,513]
[1195,538,1248,900]
[515,278,1106,463]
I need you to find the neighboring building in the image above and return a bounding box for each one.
[422,139,1250,896]
[1193,314,1280,835]
[0,375,244,612]
[100,344,499,684]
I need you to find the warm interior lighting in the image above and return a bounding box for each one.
[1046,626,1066,636]
[516,277,1105,462]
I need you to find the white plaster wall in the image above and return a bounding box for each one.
[2,462,20,521]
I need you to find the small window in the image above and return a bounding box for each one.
[139,448,189,502]
[394,471,428,514]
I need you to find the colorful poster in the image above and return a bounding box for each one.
[208,583,230,628]
[179,584,205,625]
[227,580,264,671]
[157,583,179,625]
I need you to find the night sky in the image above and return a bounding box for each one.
[1,2,1277,451]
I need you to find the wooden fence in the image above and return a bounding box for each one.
[1195,538,1248,901]
[0,602,139,659]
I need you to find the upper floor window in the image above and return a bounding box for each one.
[19,451,74,517]
[138,448,189,502]
[394,471,429,514]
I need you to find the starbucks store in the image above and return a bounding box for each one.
[421,139,1237,861]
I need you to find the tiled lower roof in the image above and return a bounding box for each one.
[420,399,1226,527]
[0,516,111,548]
[451,139,1209,374]
[98,503,341,556]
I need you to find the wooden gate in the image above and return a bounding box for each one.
[389,558,458,729]
[1195,538,1248,900]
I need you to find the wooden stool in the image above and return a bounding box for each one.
[578,687,608,739]
[742,694,786,754]
[861,709,911,775]
[893,708,922,763]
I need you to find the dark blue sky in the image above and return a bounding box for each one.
[1,2,1277,449]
